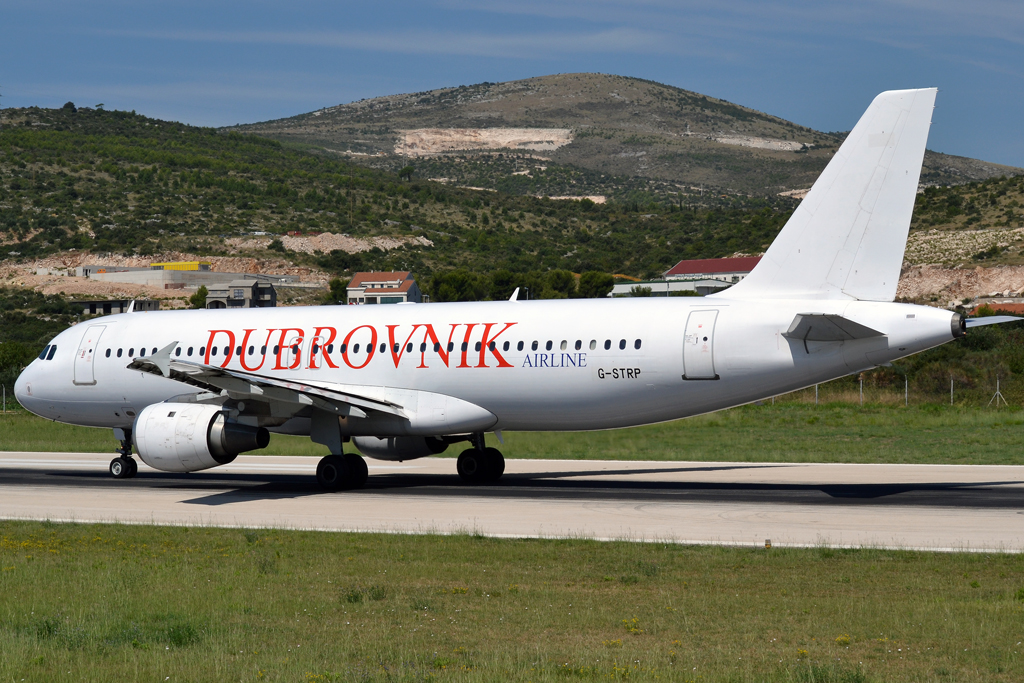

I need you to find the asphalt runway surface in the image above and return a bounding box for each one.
[1,452,1023,551]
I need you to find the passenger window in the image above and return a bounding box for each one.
[433,343,440,352]
[340,344,347,353]
[560,340,567,351]
[590,340,597,350]
[199,346,205,356]
[634,339,642,350]
[619,339,626,350]
[517,341,524,351]
[273,345,279,355]
[393,343,400,353]
[420,343,427,352]
[312,344,319,354]
[353,343,361,353]
[531,341,538,351]
[117,348,123,358]
[475,341,481,352]
[407,343,413,353]
[175,347,181,357]
[379,343,386,353]
[575,340,582,350]
[235,346,242,356]
[151,348,157,355]
[248,345,255,355]
[187,347,193,356]
[211,347,218,356]
[140,348,146,357]
[292,345,299,354]
[327,344,334,353]
[224,346,230,356]
[545,341,552,351]
[105,349,111,358]
[260,346,266,355]
[490,341,496,351]
[603,340,611,350]
[503,341,510,352]
[129,348,135,356]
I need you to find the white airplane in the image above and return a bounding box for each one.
[14,88,1017,489]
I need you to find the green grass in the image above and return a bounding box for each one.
[1,520,1022,681]
[5,396,1024,464]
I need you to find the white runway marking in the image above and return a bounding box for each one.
[1,452,1022,552]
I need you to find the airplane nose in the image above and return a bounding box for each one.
[14,365,36,409]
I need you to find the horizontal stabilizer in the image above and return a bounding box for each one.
[783,313,884,342]
[965,316,1022,328]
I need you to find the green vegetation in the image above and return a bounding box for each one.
[0,105,796,283]
[5,399,1024,465]
[1,520,1023,681]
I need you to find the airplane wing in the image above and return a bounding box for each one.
[127,343,404,419]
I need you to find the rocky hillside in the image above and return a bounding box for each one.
[229,73,1021,199]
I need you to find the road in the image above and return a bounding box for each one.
[1,452,1022,551]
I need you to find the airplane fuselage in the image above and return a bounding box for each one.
[16,295,959,436]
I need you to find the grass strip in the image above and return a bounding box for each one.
[0,520,1022,681]
[4,401,1024,465]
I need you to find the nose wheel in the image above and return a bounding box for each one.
[109,456,138,479]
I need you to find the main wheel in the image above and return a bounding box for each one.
[458,448,499,484]
[109,457,131,479]
[316,454,350,491]
[481,447,505,481]
[343,453,369,489]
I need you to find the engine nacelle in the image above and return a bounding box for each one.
[133,403,270,473]
[352,436,448,461]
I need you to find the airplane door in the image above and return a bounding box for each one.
[682,310,718,380]
[73,325,106,386]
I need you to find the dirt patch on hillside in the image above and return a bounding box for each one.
[396,128,573,156]
[898,264,1024,303]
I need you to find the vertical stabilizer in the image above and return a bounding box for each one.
[722,88,937,301]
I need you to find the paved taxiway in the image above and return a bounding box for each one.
[1,452,1023,551]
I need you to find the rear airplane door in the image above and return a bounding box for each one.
[683,310,718,380]
[73,324,106,385]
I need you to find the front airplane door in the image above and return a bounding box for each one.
[73,325,106,386]
[683,310,718,380]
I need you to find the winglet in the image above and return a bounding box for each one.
[148,341,179,377]
[126,300,135,313]
[509,287,520,302]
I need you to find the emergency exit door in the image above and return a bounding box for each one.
[683,310,718,380]
[73,325,106,386]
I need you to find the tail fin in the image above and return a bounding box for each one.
[723,88,937,301]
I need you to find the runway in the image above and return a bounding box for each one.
[1,452,1023,552]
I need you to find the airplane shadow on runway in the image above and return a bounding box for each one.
[17,462,1022,509]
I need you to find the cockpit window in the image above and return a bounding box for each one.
[38,345,51,360]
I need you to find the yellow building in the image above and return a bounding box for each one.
[149,261,212,272]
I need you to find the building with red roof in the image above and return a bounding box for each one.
[346,271,422,304]
[664,257,762,283]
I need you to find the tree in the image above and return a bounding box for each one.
[189,285,208,309]
[577,271,615,298]
[630,285,653,297]
[398,165,415,182]
[547,270,577,298]
[322,277,349,305]
[431,269,490,302]
[62,101,76,112]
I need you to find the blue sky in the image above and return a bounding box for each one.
[3,0,1023,166]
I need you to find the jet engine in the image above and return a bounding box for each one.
[133,403,269,473]
[352,436,448,461]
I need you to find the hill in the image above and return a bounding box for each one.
[0,104,793,289]
[229,73,1021,199]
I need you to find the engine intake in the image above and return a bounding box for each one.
[133,402,269,473]
[352,436,448,461]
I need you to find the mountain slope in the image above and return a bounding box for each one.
[230,73,1021,198]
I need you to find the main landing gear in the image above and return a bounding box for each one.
[109,428,138,479]
[316,453,369,492]
[456,433,505,484]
